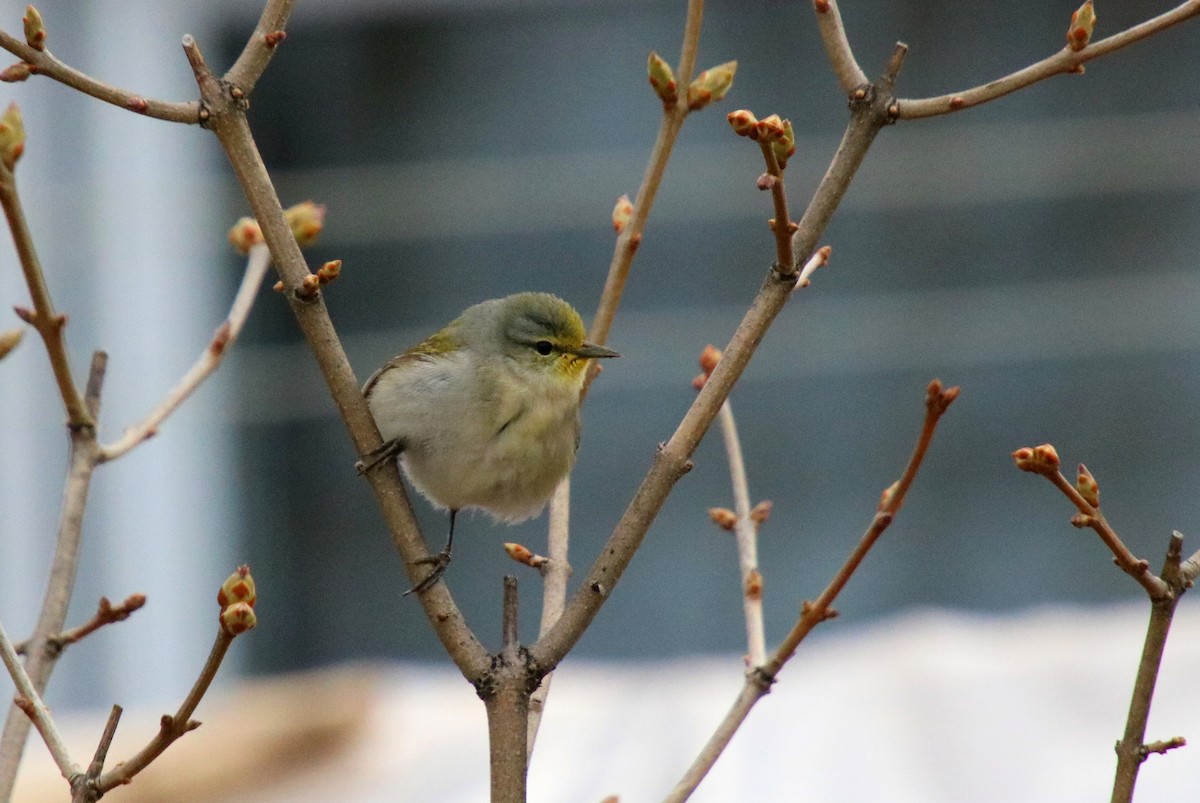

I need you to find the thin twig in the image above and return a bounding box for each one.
[0,617,81,785]
[527,478,572,758]
[1111,532,1192,803]
[182,32,490,679]
[535,71,899,673]
[0,30,199,124]
[898,1,1200,119]
[0,159,91,428]
[588,0,705,352]
[72,705,122,803]
[96,628,235,792]
[224,0,296,94]
[15,594,146,656]
[0,353,105,799]
[717,401,766,666]
[757,142,795,276]
[811,0,868,92]
[1013,454,1171,600]
[665,380,959,802]
[99,243,272,461]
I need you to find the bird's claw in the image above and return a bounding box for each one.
[402,549,452,596]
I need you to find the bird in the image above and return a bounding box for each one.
[360,292,619,594]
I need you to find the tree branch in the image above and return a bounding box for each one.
[0,30,199,124]
[1111,531,1193,803]
[224,0,296,95]
[665,380,959,801]
[898,1,1200,119]
[99,243,272,462]
[14,594,146,657]
[811,0,868,92]
[0,157,91,428]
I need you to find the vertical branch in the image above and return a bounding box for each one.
[1110,532,1195,803]
[527,479,572,758]
[0,353,106,799]
[487,576,529,803]
[717,401,766,666]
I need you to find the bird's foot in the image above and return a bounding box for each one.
[402,549,453,596]
[356,439,403,475]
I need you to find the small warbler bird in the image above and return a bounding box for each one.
[361,292,619,594]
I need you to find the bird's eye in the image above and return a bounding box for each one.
[534,340,554,356]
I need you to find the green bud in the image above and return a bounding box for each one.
[771,118,796,169]
[1067,1,1096,51]
[647,51,677,106]
[284,200,325,248]
[217,564,256,609]
[0,103,26,170]
[686,60,737,111]
[0,327,23,360]
[23,6,46,51]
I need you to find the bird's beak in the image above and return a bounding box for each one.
[573,341,620,359]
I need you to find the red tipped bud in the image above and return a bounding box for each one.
[708,507,738,531]
[698,343,722,375]
[217,565,256,608]
[1075,463,1100,508]
[284,201,326,247]
[686,60,737,111]
[749,500,773,526]
[23,6,46,51]
[771,119,796,169]
[647,51,677,106]
[879,480,900,511]
[0,62,32,83]
[744,569,763,601]
[754,114,785,143]
[1067,1,1096,51]
[726,109,758,137]
[263,30,287,48]
[0,103,25,170]
[219,602,257,635]
[611,194,634,234]
[228,217,263,253]
[1012,443,1060,475]
[317,259,342,285]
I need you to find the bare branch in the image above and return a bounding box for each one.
[15,594,146,656]
[99,244,272,461]
[0,354,105,799]
[96,627,236,792]
[717,400,766,666]
[898,1,1200,119]
[0,30,199,124]
[757,140,796,276]
[812,0,868,91]
[666,380,959,801]
[1012,449,1171,599]
[1111,531,1193,802]
[526,479,572,757]
[0,155,91,428]
[0,617,81,785]
[588,0,705,353]
[224,0,297,94]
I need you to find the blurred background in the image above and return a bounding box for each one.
[2,0,1200,799]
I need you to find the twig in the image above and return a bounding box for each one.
[0,353,105,799]
[665,380,959,802]
[898,1,1200,119]
[811,0,868,92]
[0,155,91,428]
[757,142,795,277]
[72,705,122,803]
[0,617,81,785]
[182,31,490,679]
[1012,449,1171,599]
[99,243,272,461]
[224,0,296,95]
[0,30,199,124]
[588,0,705,352]
[526,478,572,758]
[534,58,901,673]
[15,594,146,656]
[717,400,766,666]
[488,577,529,803]
[1110,531,1194,803]
[96,627,235,792]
